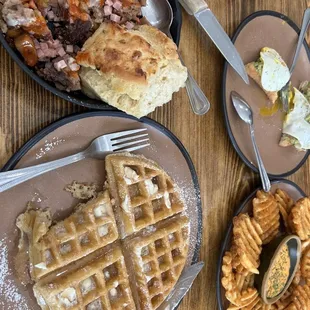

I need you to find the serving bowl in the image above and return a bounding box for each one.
[257,235,301,304]
[0,0,182,110]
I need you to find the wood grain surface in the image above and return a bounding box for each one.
[0,1,309,309]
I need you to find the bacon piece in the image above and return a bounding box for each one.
[103,5,112,16]
[54,60,67,71]
[110,13,120,22]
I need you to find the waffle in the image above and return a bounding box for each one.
[105,153,184,238]
[33,245,136,310]
[29,191,119,280]
[124,215,189,310]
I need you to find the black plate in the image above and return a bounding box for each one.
[0,0,182,110]
[216,179,306,310]
[222,10,310,178]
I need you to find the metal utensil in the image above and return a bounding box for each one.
[0,128,150,192]
[231,91,271,192]
[280,8,310,112]
[281,8,310,112]
[158,262,204,310]
[142,0,210,115]
[178,0,249,84]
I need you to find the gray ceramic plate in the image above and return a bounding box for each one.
[216,179,306,310]
[0,111,202,310]
[223,11,310,178]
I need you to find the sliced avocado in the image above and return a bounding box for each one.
[253,58,263,75]
[300,81,310,103]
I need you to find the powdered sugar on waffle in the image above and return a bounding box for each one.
[0,236,30,310]
[173,176,201,266]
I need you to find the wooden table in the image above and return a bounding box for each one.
[0,0,309,309]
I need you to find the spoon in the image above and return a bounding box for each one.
[142,0,210,115]
[231,91,271,192]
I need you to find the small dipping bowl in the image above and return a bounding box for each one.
[256,235,301,304]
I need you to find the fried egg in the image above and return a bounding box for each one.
[283,88,310,150]
[260,48,290,92]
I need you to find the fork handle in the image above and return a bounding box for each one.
[177,52,210,115]
[0,151,87,192]
[249,125,271,192]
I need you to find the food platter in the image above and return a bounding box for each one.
[222,10,310,178]
[216,179,307,310]
[0,110,202,309]
[0,0,182,111]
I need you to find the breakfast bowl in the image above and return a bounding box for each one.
[0,0,182,110]
[256,235,301,304]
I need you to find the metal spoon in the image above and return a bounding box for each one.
[142,0,210,115]
[281,8,310,112]
[231,91,271,192]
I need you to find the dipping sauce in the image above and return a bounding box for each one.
[266,244,290,298]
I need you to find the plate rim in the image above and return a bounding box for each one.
[0,0,182,110]
[221,10,310,179]
[215,178,307,310]
[1,110,202,265]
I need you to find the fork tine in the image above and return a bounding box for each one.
[121,143,150,153]
[112,138,149,151]
[112,133,148,145]
[107,128,147,140]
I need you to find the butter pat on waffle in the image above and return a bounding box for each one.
[124,215,189,310]
[106,153,184,238]
[18,191,118,281]
[33,245,136,310]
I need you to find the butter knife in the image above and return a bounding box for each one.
[157,262,204,310]
[178,0,249,84]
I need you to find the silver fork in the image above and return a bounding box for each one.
[280,8,310,112]
[0,128,150,193]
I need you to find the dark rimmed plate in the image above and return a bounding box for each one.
[216,179,306,310]
[222,10,310,178]
[0,110,202,309]
[0,0,182,110]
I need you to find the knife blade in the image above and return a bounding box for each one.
[179,0,249,84]
[157,262,204,310]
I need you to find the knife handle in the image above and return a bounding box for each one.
[178,0,208,15]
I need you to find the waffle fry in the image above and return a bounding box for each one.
[301,247,310,279]
[242,296,276,310]
[275,285,295,309]
[275,189,294,232]
[233,214,263,274]
[235,272,254,292]
[226,287,259,308]
[253,191,280,244]
[124,215,189,310]
[24,191,119,280]
[291,198,310,240]
[285,284,310,309]
[293,263,302,286]
[106,153,184,238]
[222,251,235,291]
[33,245,136,310]
[227,304,240,310]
